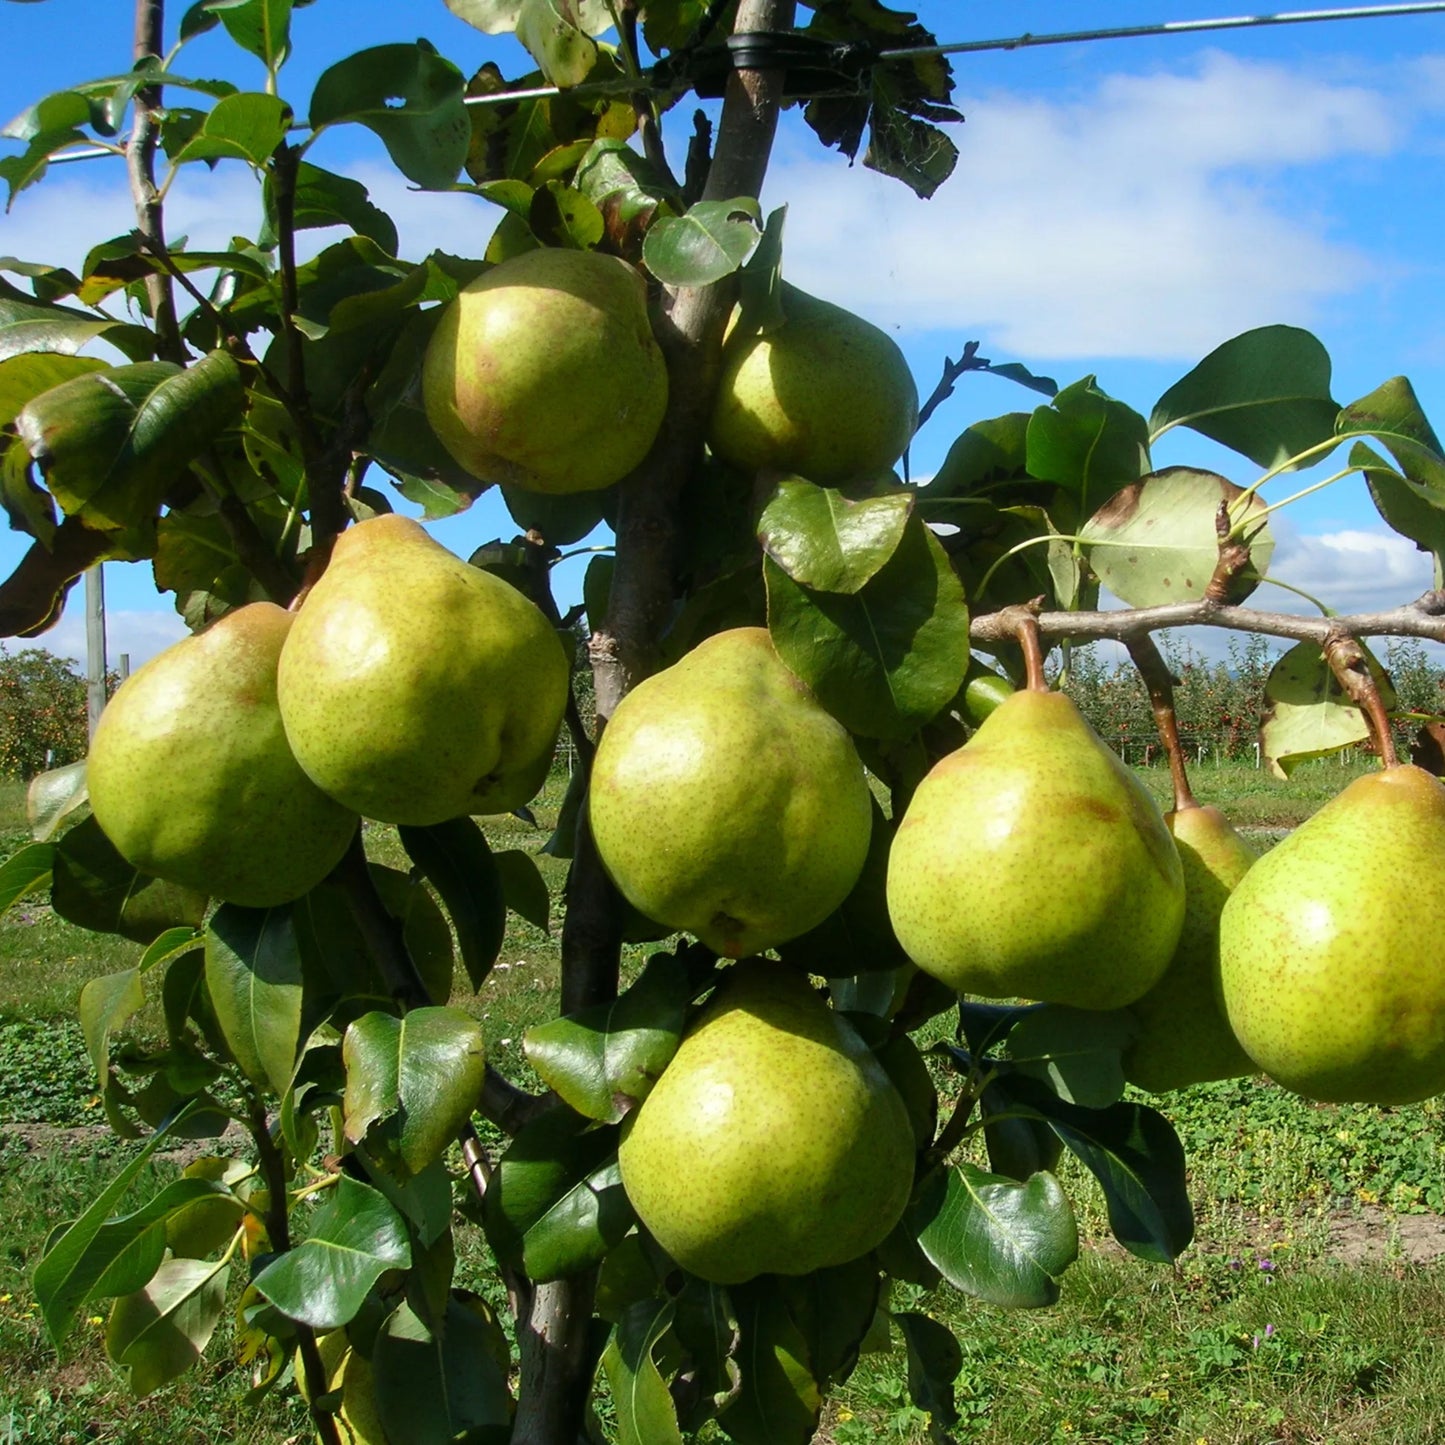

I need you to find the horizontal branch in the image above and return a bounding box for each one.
[969,590,1445,649]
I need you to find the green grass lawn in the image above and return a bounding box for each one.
[2,758,1444,1443]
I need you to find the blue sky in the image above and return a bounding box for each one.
[3,0,1445,666]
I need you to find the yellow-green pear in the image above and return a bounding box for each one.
[617,962,915,1283]
[1124,803,1257,1092]
[422,247,668,494]
[87,602,358,908]
[708,285,918,484]
[1219,763,1445,1104]
[886,690,1185,1009]
[277,514,569,825]
[588,627,872,957]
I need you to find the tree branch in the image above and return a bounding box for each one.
[969,591,1445,649]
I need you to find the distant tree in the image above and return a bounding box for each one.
[0,648,88,780]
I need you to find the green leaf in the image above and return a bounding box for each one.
[716,1279,822,1445]
[25,758,88,841]
[310,42,471,190]
[601,1298,684,1445]
[1003,1005,1137,1109]
[0,278,152,362]
[758,478,914,594]
[341,1007,487,1174]
[894,1311,963,1436]
[924,411,1030,499]
[1351,440,1445,588]
[265,160,399,254]
[1006,1078,1195,1263]
[908,1162,1078,1309]
[643,198,762,287]
[522,951,692,1123]
[779,1257,881,1385]
[15,351,245,530]
[204,904,304,1096]
[0,352,108,428]
[34,1110,206,1346]
[79,968,145,1085]
[494,848,550,932]
[1080,465,1274,608]
[765,515,969,740]
[1260,640,1396,779]
[0,840,53,916]
[211,0,295,69]
[575,137,676,245]
[1026,377,1150,514]
[1150,324,1339,468]
[138,926,204,976]
[172,91,289,166]
[106,1257,229,1397]
[253,1175,411,1329]
[482,1110,633,1282]
[371,1296,514,1443]
[399,818,506,990]
[52,816,207,944]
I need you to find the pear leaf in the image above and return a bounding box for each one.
[0,353,108,428]
[341,1007,487,1174]
[78,968,145,1086]
[600,1298,684,1445]
[908,1162,1078,1309]
[779,1256,881,1385]
[265,159,399,254]
[204,903,304,1097]
[212,0,296,69]
[758,478,914,594]
[715,1279,823,1445]
[26,759,89,842]
[494,847,551,932]
[16,351,244,531]
[482,1111,633,1282]
[1004,1077,1194,1263]
[371,1297,514,1443]
[1003,1005,1138,1109]
[1150,325,1339,468]
[894,1311,963,1436]
[1025,377,1151,513]
[309,42,471,190]
[1080,467,1274,607]
[0,840,53,916]
[924,411,1031,499]
[0,277,153,362]
[253,1175,412,1329]
[52,817,208,944]
[644,198,762,287]
[1351,441,1445,589]
[399,817,506,991]
[172,91,290,166]
[106,1257,229,1398]
[1260,640,1397,779]
[766,515,969,740]
[523,950,692,1122]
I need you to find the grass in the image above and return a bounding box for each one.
[1,758,1444,1442]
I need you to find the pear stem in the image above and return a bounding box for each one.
[1324,632,1400,769]
[1007,605,1048,691]
[1125,633,1198,812]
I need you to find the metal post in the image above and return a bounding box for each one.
[119,653,131,682]
[85,565,107,741]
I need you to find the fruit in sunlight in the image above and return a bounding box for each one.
[617,962,915,1283]
[421,247,668,494]
[588,626,872,957]
[886,690,1185,1009]
[1218,763,1445,1104]
[1124,804,1258,1092]
[708,284,918,484]
[277,514,569,825]
[87,602,358,908]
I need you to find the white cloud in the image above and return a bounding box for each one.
[1264,523,1436,616]
[766,49,1412,359]
[17,607,190,673]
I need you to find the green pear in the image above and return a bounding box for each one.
[1218,763,1445,1104]
[708,285,917,484]
[1123,803,1257,1092]
[617,961,915,1283]
[886,690,1185,1009]
[277,514,569,825]
[87,602,358,908]
[422,247,668,495]
[588,627,872,957]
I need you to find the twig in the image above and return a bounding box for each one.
[1324,631,1399,767]
[1125,633,1196,811]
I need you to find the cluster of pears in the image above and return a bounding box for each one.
[88,514,569,907]
[422,246,919,494]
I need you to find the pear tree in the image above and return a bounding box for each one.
[3,2,1445,1443]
